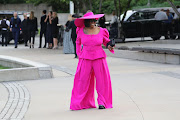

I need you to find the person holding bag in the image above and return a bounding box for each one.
[45,11,53,49]
[70,11,115,110]
[0,16,10,46]
[29,11,38,48]
[51,12,59,49]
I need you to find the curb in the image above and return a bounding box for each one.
[0,55,53,82]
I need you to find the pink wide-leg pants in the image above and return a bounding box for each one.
[70,58,113,110]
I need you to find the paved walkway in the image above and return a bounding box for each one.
[0,39,180,120]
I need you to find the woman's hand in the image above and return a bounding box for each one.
[108,45,114,51]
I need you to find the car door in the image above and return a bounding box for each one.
[123,11,144,38]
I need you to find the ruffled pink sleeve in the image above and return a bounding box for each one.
[103,28,115,54]
[76,27,82,56]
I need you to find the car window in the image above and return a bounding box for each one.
[129,11,158,21]
[121,10,135,21]
[146,11,157,19]
[129,12,144,20]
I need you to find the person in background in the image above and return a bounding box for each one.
[174,6,180,39]
[99,13,106,28]
[21,13,29,47]
[63,14,74,54]
[0,16,10,47]
[10,12,21,48]
[110,11,118,38]
[155,9,168,20]
[65,15,72,27]
[29,11,38,48]
[45,11,53,49]
[66,14,78,58]
[165,9,174,39]
[39,10,47,48]
[51,12,59,49]
[155,9,168,40]
[110,11,118,26]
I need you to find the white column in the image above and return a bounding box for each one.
[147,0,150,7]
[70,1,74,15]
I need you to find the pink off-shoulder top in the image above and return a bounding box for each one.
[76,27,114,60]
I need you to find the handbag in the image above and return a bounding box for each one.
[107,39,115,47]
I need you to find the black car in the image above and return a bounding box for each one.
[109,7,179,42]
[0,11,24,44]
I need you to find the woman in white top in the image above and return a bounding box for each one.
[63,14,74,54]
[110,11,118,25]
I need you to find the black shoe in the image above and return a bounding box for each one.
[25,44,28,47]
[15,46,17,48]
[99,105,105,109]
[43,46,46,48]
[38,46,41,48]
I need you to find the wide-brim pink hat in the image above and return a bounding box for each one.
[75,12,104,27]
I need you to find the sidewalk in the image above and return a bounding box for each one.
[0,39,180,120]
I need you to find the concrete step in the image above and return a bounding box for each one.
[105,49,180,65]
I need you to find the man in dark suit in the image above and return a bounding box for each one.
[67,14,78,58]
[10,12,21,48]
[39,10,47,48]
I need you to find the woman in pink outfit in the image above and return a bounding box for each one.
[70,12,114,110]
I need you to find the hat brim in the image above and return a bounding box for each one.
[75,14,104,27]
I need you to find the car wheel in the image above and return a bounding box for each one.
[170,35,176,39]
[121,32,126,43]
[151,36,161,41]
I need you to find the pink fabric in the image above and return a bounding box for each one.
[75,12,104,28]
[70,27,114,110]
[76,27,114,60]
[70,58,113,110]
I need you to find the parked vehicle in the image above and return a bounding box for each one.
[108,7,178,42]
[0,11,24,44]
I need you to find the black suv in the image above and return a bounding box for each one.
[110,7,179,42]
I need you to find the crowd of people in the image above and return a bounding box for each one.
[154,6,180,39]
[0,10,59,49]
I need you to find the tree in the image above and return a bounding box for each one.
[0,0,26,4]
[89,0,92,10]
[1,0,179,14]
[114,0,118,15]
[99,0,103,13]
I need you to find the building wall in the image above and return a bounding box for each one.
[0,4,52,26]
[0,3,113,27]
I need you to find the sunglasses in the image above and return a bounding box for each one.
[90,19,97,22]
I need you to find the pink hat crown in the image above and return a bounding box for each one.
[75,12,105,27]
[83,12,94,17]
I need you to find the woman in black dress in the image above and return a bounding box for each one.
[52,12,59,49]
[45,11,53,49]
[29,11,38,48]
[21,13,29,47]
[99,13,106,28]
